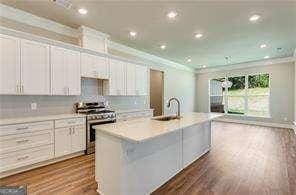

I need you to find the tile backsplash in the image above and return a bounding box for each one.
[0,78,149,119]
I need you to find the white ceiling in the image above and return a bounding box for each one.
[2,0,296,69]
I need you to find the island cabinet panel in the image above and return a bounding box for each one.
[96,131,183,195]
[182,122,211,168]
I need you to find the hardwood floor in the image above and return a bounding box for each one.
[153,122,296,195]
[0,153,97,195]
[1,122,295,195]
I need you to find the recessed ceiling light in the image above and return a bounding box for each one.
[202,65,206,68]
[160,45,166,50]
[78,8,88,15]
[187,58,192,62]
[249,14,261,22]
[129,31,137,37]
[264,55,270,59]
[167,11,178,19]
[195,33,203,39]
[260,44,267,48]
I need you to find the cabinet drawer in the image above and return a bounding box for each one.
[0,121,54,136]
[0,144,53,172]
[55,117,85,128]
[0,129,54,154]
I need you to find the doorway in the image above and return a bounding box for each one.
[150,69,164,116]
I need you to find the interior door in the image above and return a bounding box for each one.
[51,46,68,95]
[54,127,72,157]
[71,125,86,153]
[66,50,81,95]
[21,39,50,95]
[0,34,20,94]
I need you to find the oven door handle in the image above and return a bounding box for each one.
[88,119,116,124]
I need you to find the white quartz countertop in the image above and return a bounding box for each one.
[0,114,85,126]
[114,108,153,114]
[94,112,222,143]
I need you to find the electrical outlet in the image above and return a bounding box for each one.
[284,117,288,122]
[31,103,37,110]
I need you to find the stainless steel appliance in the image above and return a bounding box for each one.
[76,102,116,154]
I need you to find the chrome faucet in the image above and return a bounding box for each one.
[166,97,181,118]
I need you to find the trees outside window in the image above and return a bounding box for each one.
[210,73,270,117]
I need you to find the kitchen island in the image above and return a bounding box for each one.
[94,112,221,195]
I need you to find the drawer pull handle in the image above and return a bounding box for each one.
[68,121,76,124]
[16,127,28,130]
[17,156,29,161]
[16,139,29,144]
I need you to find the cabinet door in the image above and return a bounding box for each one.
[51,46,68,95]
[109,59,126,95]
[135,65,148,95]
[81,53,96,78]
[96,55,109,79]
[66,50,81,95]
[21,39,50,95]
[71,125,86,153]
[54,127,72,157]
[126,63,136,95]
[81,53,109,79]
[0,35,21,94]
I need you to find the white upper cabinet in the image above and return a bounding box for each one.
[51,46,81,95]
[126,63,136,95]
[135,65,148,95]
[107,58,126,95]
[21,39,50,95]
[81,53,109,79]
[0,35,21,94]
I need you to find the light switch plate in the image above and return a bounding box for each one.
[31,102,37,110]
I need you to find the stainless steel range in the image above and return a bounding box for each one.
[76,102,116,154]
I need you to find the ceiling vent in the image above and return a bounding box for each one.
[52,0,72,9]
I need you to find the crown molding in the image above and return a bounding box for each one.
[0,3,79,38]
[107,40,194,72]
[78,26,110,39]
[195,56,296,74]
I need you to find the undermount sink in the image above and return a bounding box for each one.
[152,115,182,121]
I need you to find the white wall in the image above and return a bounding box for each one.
[195,62,295,124]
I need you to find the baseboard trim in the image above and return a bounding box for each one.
[214,118,294,130]
[0,151,85,178]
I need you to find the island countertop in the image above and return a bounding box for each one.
[94,112,222,143]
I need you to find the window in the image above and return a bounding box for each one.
[210,73,270,117]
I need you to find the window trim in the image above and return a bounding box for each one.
[209,73,271,118]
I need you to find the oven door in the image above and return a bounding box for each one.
[87,119,116,149]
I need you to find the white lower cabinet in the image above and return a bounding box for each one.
[54,118,86,157]
[0,117,86,176]
[54,127,72,157]
[0,144,54,172]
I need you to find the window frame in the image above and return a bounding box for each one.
[209,72,271,118]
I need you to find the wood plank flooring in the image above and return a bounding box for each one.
[153,122,296,195]
[0,153,97,195]
[1,122,295,195]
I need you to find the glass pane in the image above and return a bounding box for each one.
[248,74,269,95]
[227,96,245,115]
[228,76,245,96]
[248,95,269,117]
[210,78,225,113]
